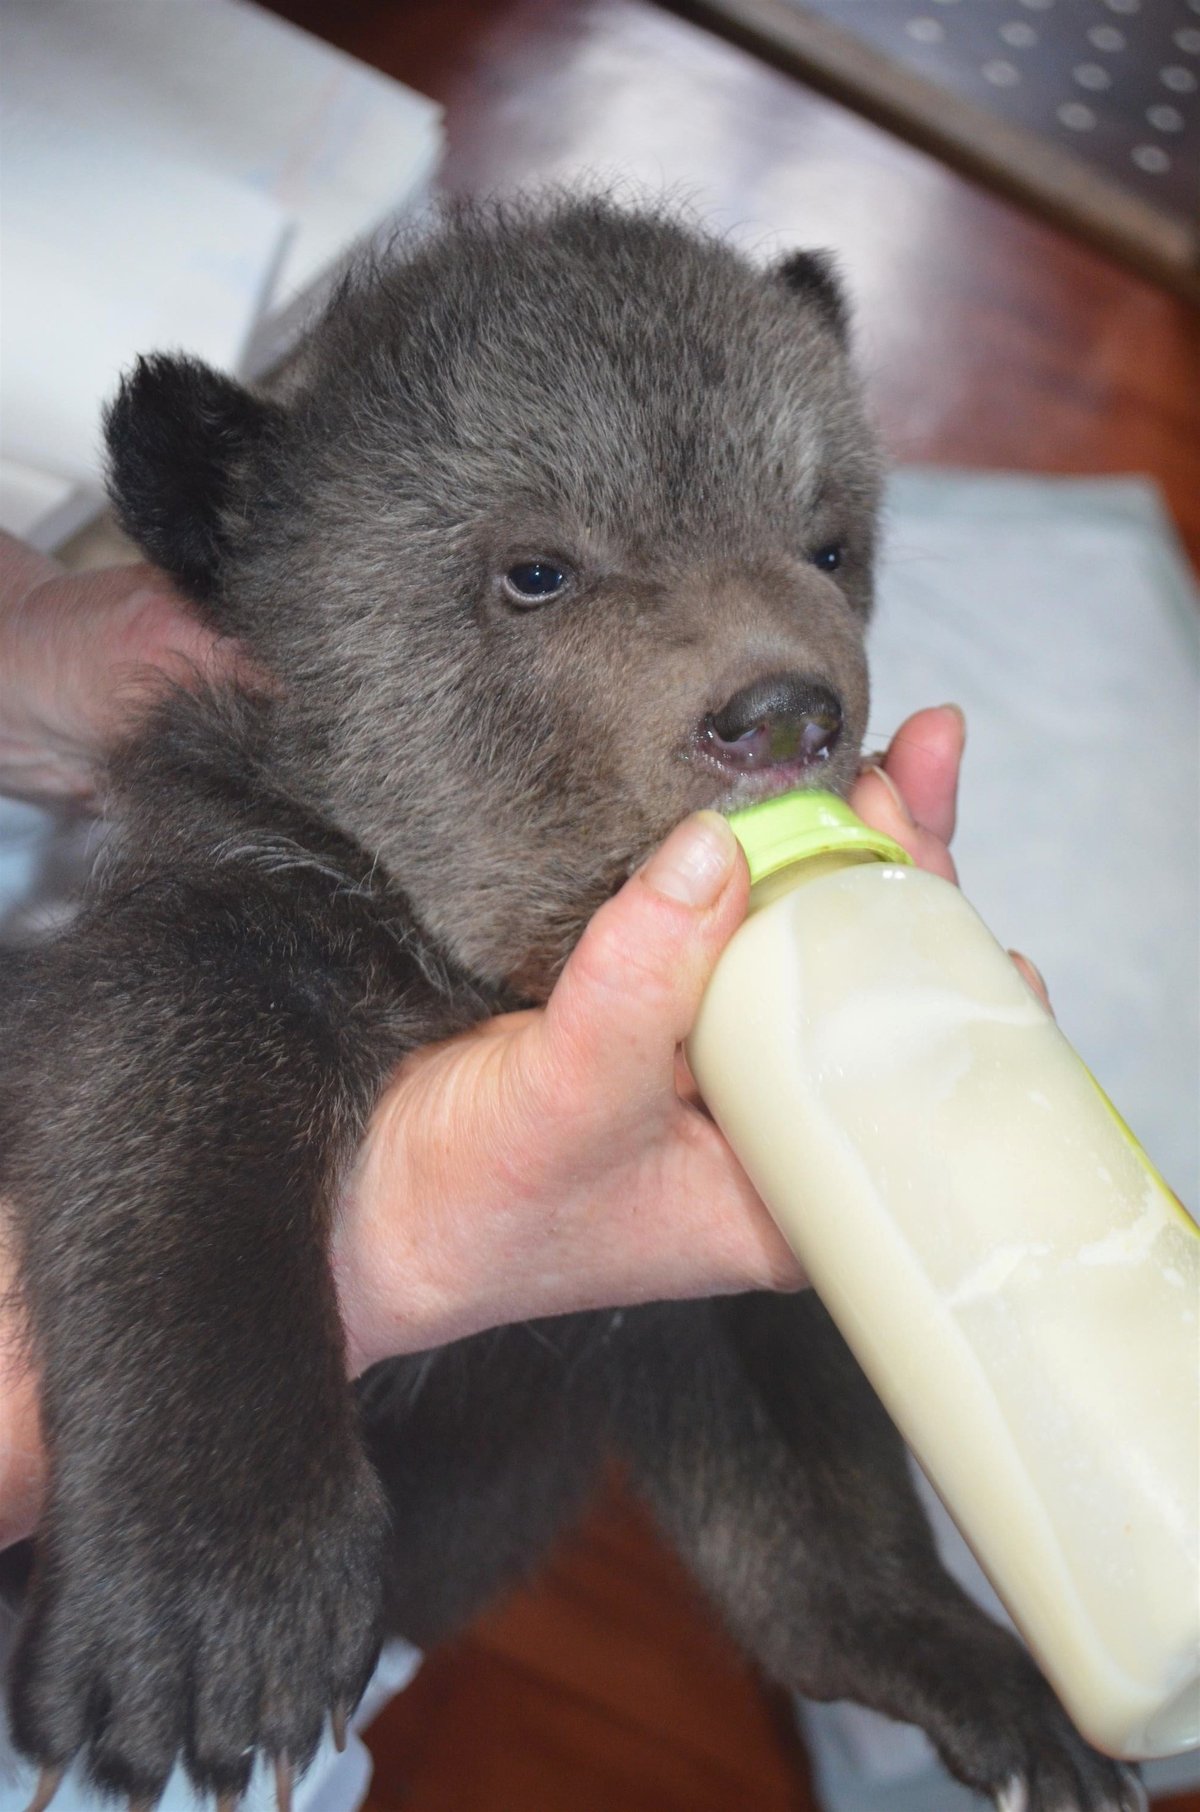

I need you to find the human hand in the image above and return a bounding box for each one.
[0,703,1037,1541]
[0,533,232,802]
[333,703,997,1372]
[850,703,1050,1007]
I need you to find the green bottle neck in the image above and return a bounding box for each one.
[726,788,913,903]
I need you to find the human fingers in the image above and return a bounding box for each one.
[850,759,959,883]
[43,567,242,747]
[853,720,1055,1009]
[870,704,966,846]
[530,811,750,1113]
[3,562,265,800]
[1010,950,1053,1014]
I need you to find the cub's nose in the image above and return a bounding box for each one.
[700,673,843,772]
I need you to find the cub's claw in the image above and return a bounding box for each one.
[9,1445,387,1804]
[995,1779,1028,1812]
[993,1761,1147,1812]
[22,1767,63,1812]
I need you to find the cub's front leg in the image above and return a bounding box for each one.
[0,866,439,1802]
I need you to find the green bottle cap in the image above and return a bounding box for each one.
[726,789,913,888]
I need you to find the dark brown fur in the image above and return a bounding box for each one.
[0,198,1139,1809]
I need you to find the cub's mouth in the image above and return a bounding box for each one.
[690,673,848,806]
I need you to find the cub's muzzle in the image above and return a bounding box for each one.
[698,673,843,774]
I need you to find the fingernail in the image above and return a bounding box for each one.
[865,762,913,825]
[1010,950,1050,1006]
[642,811,737,908]
[940,703,967,742]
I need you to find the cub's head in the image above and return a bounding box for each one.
[105,196,881,993]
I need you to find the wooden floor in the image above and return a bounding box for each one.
[264,1,1200,1805]
[366,1486,817,1811]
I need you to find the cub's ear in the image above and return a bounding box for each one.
[103,355,280,608]
[774,250,849,344]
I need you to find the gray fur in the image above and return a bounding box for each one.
[0,196,1138,1811]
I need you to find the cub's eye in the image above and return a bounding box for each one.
[811,544,844,574]
[502,560,570,604]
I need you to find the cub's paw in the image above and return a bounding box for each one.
[930,1646,1147,1812]
[994,1760,1146,1812]
[9,1473,387,1803]
[960,1697,1145,1812]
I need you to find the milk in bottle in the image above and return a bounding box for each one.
[685,790,1200,1760]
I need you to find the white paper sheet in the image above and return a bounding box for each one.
[0,123,291,486]
[0,0,443,544]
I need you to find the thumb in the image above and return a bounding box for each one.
[535,811,749,1098]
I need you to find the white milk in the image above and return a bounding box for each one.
[686,798,1200,1761]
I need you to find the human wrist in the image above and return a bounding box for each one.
[332,1031,506,1374]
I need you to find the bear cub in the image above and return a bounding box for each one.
[0,198,1141,1812]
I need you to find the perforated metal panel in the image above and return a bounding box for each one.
[794,0,1198,219]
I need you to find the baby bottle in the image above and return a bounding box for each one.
[685,790,1200,1760]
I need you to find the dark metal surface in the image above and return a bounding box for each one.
[793,0,1199,220]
